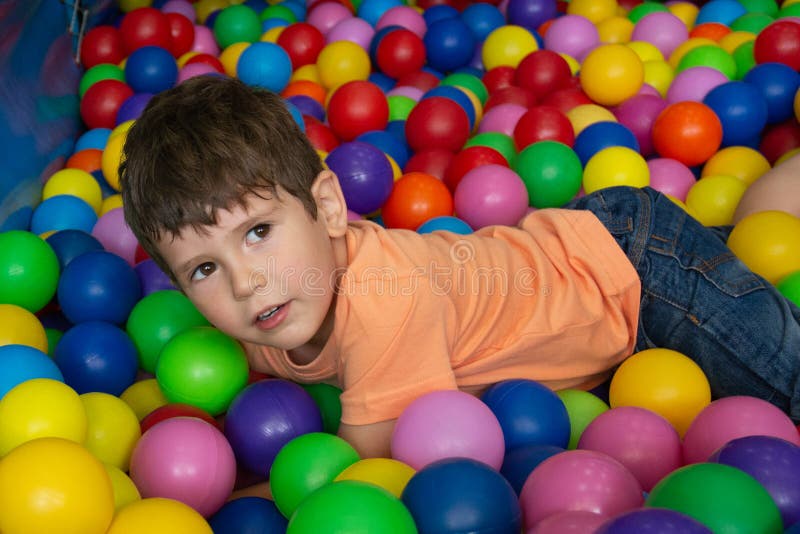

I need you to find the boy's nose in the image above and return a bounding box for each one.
[231,262,264,300]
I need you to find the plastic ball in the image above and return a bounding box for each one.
[327,81,389,141]
[647,158,697,202]
[415,215,473,234]
[443,145,508,193]
[520,449,644,528]
[0,378,87,456]
[513,105,575,150]
[212,5,261,49]
[573,121,640,167]
[0,437,114,534]
[482,24,539,70]
[405,96,471,153]
[316,40,371,90]
[124,45,177,94]
[514,50,572,101]
[105,463,142,511]
[676,44,738,81]
[513,136,584,204]
[701,145,771,186]
[454,164,529,229]
[556,389,609,450]
[506,0,557,31]
[667,66,729,104]
[91,208,138,266]
[580,44,644,107]
[754,20,800,71]
[727,210,800,284]
[391,389,505,471]
[30,194,97,235]
[543,14,599,60]
[140,403,219,434]
[120,378,169,421]
[325,141,393,214]
[381,172,454,230]
[424,17,476,72]
[778,270,800,306]
[609,348,711,436]
[57,250,141,325]
[326,17,374,49]
[277,22,325,69]
[224,379,323,475]
[101,129,126,191]
[0,230,59,312]
[80,78,134,130]
[0,344,62,400]
[596,508,714,533]
[631,12,690,59]
[652,101,723,166]
[236,42,292,92]
[565,103,618,137]
[404,148,454,180]
[335,458,415,498]
[0,304,48,352]
[461,2,505,41]
[741,63,799,126]
[759,119,800,164]
[81,392,142,471]
[583,146,650,194]
[684,174,747,226]
[376,5,426,37]
[646,462,783,533]
[401,457,521,533]
[478,103,526,138]
[119,7,171,54]
[43,168,102,214]
[156,326,249,416]
[703,80,769,147]
[135,259,176,297]
[106,497,212,534]
[500,444,564,495]
[80,25,125,68]
[209,497,287,533]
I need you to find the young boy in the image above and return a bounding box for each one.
[120,75,800,461]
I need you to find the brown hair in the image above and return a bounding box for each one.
[120,75,323,277]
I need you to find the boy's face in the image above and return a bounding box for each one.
[155,171,348,360]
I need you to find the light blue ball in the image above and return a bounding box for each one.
[0,344,64,400]
[237,42,292,93]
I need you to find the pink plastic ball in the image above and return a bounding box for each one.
[630,12,689,58]
[454,164,529,229]
[178,62,217,83]
[577,406,683,492]
[161,0,196,23]
[326,17,375,48]
[478,103,528,136]
[647,158,696,201]
[347,209,362,221]
[543,15,599,60]
[391,390,505,471]
[519,450,644,529]
[682,396,800,464]
[637,83,661,97]
[129,417,237,517]
[91,207,139,266]
[527,510,609,534]
[308,2,353,36]
[191,25,219,56]
[376,6,427,38]
[612,94,668,157]
[386,85,424,100]
[666,66,729,104]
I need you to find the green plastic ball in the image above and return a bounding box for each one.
[777,270,800,307]
[677,45,737,81]
[259,4,297,23]
[79,64,126,98]
[441,73,489,105]
[155,326,249,416]
[737,0,778,16]
[213,5,262,49]
[287,480,417,534]
[270,432,360,518]
[387,95,416,122]
[730,13,775,34]
[0,231,60,313]
[464,132,517,167]
[646,463,783,533]
[514,141,583,209]
[45,328,63,358]
[300,383,342,435]
[126,290,210,373]
[556,389,610,449]
[778,3,800,18]
[732,40,756,80]
[627,2,670,23]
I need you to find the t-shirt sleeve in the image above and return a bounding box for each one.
[337,276,459,425]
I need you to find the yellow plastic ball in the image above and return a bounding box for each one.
[291,64,322,84]
[667,1,699,28]
[317,41,372,90]
[685,174,747,227]
[0,303,48,352]
[583,146,650,193]
[565,104,618,135]
[665,194,700,219]
[101,194,124,215]
[335,458,416,498]
[0,378,87,456]
[701,146,771,186]
[668,37,717,68]
[177,51,200,68]
[43,168,103,214]
[260,25,286,43]
[81,392,142,471]
[727,210,800,285]
[101,130,127,191]
[580,44,644,106]
[0,438,114,534]
[219,42,250,77]
[110,119,135,140]
[560,53,581,75]
[719,31,756,54]
[104,463,142,511]
[643,60,674,97]
[610,348,711,436]
[567,0,618,24]
[120,378,169,420]
[627,40,664,63]
[597,15,634,44]
[117,0,152,12]
[482,25,539,70]
[107,498,213,534]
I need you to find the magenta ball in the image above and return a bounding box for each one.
[454,164,529,229]
[347,209,362,221]
[161,0,196,22]
[387,85,424,100]
[91,207,139,266]
[478,103,528,136]
[178,62,217,83]
[376,6,426,37]
[191,25,219,56]
[130,417,237,517]
[666,66,729,104]
[577,406,683,492]
[308,2,353,36]
[630,12,689,58]
[647,158,696,201]
[543,15,600,60]
[682,396,800,464]
[391,390,505,471]
[326,17,375,48]
[637,83,661,97]
[519,449,644,529]
[527,510,609,534]
[612,94,668,157]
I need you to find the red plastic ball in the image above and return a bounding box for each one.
[303,115,340,152]
[754,20,800,71]
[416,0,469,11]
[540,86,593,113]
[165,12,195,58]
[80,79,134,130]
[652,101,723,167]
[119,7,172,55]
[376,28,427,80]
[381,172,455,230]
[405,96,471,153]
[483,66,516,94]
[514,50,573,100]
[327,81,389,142]
[485,86,537,111]
[140,403,220,434]
[403,149,455,180]
[184,53,225,73]
[277,22,326,70]
[80,25,125,69]
[134,244,150,264]
[444,146,509,193]
[396,70,442,92]
[513,105,575,150]
[759,119,800,164]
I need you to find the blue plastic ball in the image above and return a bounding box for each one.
[261,18,288,32]
[424,17,477,73]
[743,62,800,124]
[481,379,571,450]
[124,45,178,94]
[31,195,98,235]
[283,99,305,133]
[75,128,111,151]
[402,458,522,534]
[357,129,411,169]
[237,42,292,93]
[209,497,288,533]
[54,321,139,396]
[358,0,404,26]
[506,0,559,32]
[500,444,564,495]
[45,229,104,270]
[325,142,394,215]
[286,94,325,121]
[368,71,396,93]
[57,250,142,325]
[0,344,64,399]
[461,3,506,41]
[695,0,747,25]
[416,215,473,234]
[596,508,713,533]
[280,0,306,21]
[422,4,459,26]
[703,81,769,147]
[573,121,641,166]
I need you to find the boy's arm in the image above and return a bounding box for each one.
[734,153,800,222]
[338,419,397,459]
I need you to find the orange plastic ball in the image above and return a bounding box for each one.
[381,172,454,230]
[282,79,326,105]
[66,149,103,174]
[651,101,723,167]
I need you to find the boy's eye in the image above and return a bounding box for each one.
[245,224,271,245]
[190,262,216,281]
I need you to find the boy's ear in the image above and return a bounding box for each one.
[311,170,348,238]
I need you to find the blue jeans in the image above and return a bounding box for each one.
[566,186,800,421]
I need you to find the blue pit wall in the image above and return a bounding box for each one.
[0,0,117,232]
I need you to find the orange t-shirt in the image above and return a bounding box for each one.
[244,209,641,426]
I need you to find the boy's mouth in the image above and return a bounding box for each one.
[256,304,284,322]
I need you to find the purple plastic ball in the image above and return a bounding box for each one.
[326,17,375,49]
[325,141,394,215]
[666,66,729,104]
[506,0,558,32]
[135,258,176,297]
[612,94,669,157]
[543,15,599,60]
[286,95,326,122]
[596,508,712,533]
[647,158,697,201]
[116,93,154,124]
[630,12,689,58]
[454,164,529,229]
